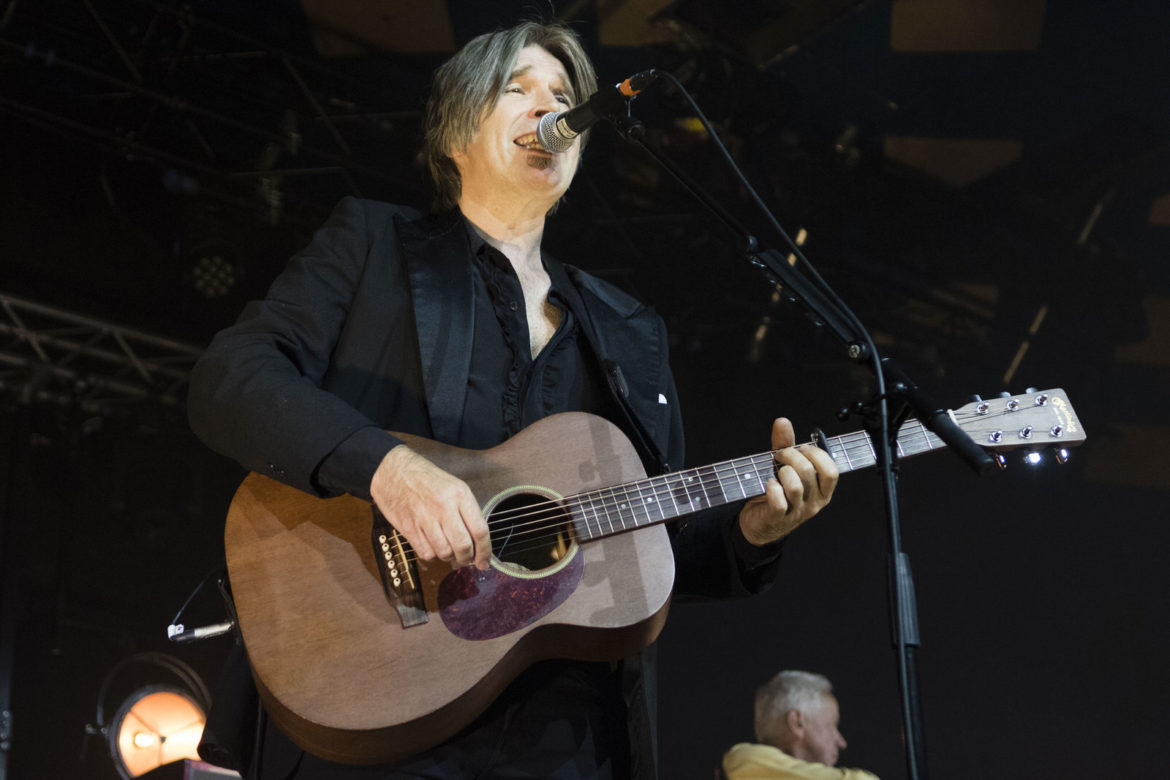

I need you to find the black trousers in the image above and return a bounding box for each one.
[247,659,632,780]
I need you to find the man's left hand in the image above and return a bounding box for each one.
[738,417,839,546]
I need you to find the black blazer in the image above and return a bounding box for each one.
[187,197,782,776]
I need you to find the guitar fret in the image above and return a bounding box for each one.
[730,463,748,501]
[901,421,923,455]
[923,422,935,448]
[672,470,705,512]
[617,483,640,529]
[636,480,658,525]
[590,490,611,538]
[754,455,772,496]
[580,491,600,538]
[571,496,590,540]
[922,424,939,450]
[645,475,670,521]
[696,467,713,508]
[569,496,595,541]
[709,464,735,503]
[662,474,682,519]
[730,460,748,499]
[696,464,719,509]
[636,478,665,526]
[629,481,647,527]
[599,488,617,533]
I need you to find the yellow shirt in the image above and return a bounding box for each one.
[722,743,880,780]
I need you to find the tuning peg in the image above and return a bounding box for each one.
[998,391,1013,398]
[969,394,983,402]
[1025,387,1038,394]
[1054,448,1070,464]
[995,454,1007,470]
[1023,451,1043,466]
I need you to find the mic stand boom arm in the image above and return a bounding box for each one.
[609,113,994,474]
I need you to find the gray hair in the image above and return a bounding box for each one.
[753,670,834,742]
[423,21,599,212]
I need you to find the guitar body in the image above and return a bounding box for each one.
[224,412,675,765]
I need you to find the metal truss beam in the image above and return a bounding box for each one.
[0,0,420,222]
[0,292,201,413]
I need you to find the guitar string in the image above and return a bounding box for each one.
[390,421,939,565]
[391,415,988,564]
[392,449,784,566]
[392,419,979,566]
[391,407,1057,564]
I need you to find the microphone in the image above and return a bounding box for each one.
[538,70,657,152]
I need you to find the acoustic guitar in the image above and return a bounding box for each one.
[224,388,1083,764]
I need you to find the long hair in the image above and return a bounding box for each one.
[423,22,598,212]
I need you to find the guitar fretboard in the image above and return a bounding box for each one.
[568,419,944,542]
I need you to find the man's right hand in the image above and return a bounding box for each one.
[369,445,492,570]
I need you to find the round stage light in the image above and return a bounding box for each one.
[107,685,206,778]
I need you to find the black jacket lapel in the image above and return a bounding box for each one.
[559,263,671,472]
[396,211,476,444]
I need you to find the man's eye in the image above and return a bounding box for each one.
[557,95,571,105]
[506,85,523,94]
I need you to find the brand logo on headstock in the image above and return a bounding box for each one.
[1052,396,1077,433]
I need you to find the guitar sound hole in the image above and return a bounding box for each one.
[489,491,575,573]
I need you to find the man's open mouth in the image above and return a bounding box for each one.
[514,133,550,152]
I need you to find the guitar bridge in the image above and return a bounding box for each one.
[371,509,428,628]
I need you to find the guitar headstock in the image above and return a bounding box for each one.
[952,388,1085,463]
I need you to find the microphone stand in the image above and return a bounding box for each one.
[608,111,996,780]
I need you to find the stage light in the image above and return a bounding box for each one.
[108,686,205,778]
[189,250,239,298]
[91,652,213,780]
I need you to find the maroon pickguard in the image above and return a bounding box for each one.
[437,552,585,640]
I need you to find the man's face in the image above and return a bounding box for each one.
[793,694,847,767]
[453,45,581,207]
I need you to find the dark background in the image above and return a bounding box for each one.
[1,1,1167,778]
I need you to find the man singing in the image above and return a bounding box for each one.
[189,20,838,779]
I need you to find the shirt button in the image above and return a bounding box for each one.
[509,301,519,311]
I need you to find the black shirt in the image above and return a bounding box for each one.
[461,227,615,448]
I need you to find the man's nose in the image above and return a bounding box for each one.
[532,93,561,117]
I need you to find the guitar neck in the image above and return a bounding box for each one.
[569,419,941,542]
